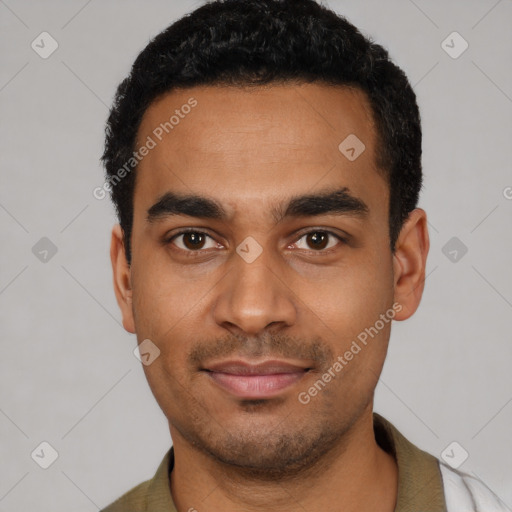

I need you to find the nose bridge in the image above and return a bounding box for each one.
[212,241,296,335]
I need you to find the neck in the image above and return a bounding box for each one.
[169,407,398,512]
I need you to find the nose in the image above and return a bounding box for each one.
[212,247,297,337]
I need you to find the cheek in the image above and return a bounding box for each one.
[308,268,394,402]
[131,260,214,372]
[301,253,394,340]
[131,254,208,333]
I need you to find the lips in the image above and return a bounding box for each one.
[202,359,310,399]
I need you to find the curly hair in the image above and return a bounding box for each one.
[101,0,422,264]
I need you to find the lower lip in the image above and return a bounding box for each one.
[205,371,306,399]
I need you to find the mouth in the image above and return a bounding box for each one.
[201,359,312,399]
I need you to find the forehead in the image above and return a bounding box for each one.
[133,83,386,220]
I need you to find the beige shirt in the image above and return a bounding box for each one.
[101,413,447,511]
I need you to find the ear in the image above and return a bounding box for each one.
[392,208,430,321]
[110,224,136,333]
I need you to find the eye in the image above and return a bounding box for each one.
[169,230,219,252]
[292,230,346,252]
[165,228,347,256]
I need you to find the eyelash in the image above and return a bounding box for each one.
[165,228,348,257]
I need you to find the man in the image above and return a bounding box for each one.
[101,0,508,510]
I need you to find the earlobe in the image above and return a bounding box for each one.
[110,224,136,333]
[392,208,430,321]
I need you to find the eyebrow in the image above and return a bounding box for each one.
[146,187,369,224]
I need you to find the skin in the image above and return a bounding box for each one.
[111,83,429,512]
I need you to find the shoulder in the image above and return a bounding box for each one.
[100,447,174,512]
[100,479,151,512]
[439,462,510,512]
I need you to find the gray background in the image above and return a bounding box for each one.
[1,0,511,510]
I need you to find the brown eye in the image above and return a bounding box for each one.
[294,230,343,251]
[306,232,329,250]
[171,231,216,251]
[182,232,206,250]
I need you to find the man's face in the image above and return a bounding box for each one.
[113,83,418,475]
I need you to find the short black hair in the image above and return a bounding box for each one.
[102,0,422,265]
